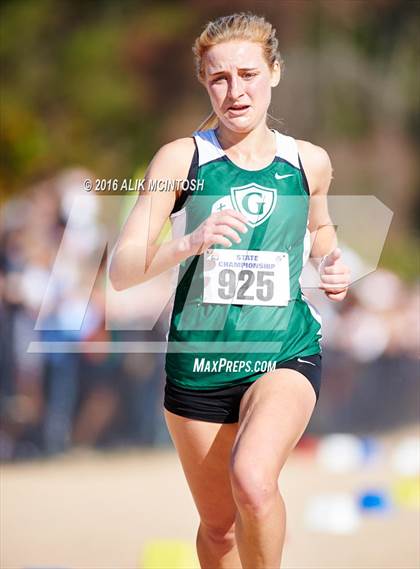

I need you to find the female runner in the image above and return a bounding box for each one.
[110,12,351,569]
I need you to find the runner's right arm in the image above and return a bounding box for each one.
[109,138,248,290]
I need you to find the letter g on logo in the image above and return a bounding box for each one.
[242,192,265,215]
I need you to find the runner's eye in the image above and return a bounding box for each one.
[212,76,226,83]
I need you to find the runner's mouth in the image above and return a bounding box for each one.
[227,105,251,115]
[228,105,250,110]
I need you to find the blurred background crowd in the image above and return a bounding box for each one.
[0,0,419,461]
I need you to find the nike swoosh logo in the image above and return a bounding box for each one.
[297,358,316,366]
[274,173,295,180]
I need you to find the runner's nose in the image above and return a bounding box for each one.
[228,76,245,100]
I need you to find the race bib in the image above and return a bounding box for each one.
[203,248,290,306]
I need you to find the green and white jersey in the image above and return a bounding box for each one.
[165,127,322,390]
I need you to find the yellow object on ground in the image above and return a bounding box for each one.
[140,539,199,569]
[391,477,420,509]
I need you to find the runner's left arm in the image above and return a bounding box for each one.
[298,140,350,301]
[297,140,337,270]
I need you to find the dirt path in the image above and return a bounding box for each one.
[1,425,419,569]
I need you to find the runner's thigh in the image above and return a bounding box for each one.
[233,367,316,483]
[164,409,239,533]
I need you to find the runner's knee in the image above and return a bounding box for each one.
[229,459,278,515]
[198,519,236,545]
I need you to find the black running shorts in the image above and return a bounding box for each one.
[163,353,322,424]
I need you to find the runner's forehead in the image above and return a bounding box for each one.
[207,65,260,76]
[204,42,263,75]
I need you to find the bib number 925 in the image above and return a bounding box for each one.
[219,269,274,302]
[203,248,290,306]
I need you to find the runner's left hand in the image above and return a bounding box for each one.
[319,247,351,302]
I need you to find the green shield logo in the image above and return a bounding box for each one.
[231,183,277,227]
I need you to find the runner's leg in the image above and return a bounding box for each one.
[164,409,242,568]
[230,367,317,568]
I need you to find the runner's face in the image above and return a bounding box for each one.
[202,41,280,132]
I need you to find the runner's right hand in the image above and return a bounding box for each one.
[185,209,249,256]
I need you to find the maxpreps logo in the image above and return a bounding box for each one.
[211,183,277,227]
